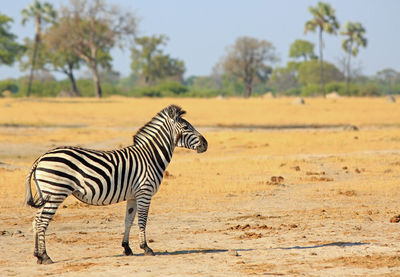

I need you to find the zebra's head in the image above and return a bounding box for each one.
[166,105,208,153]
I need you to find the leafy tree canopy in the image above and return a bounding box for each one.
[220,36,278,97]
[0,14,24,66]
[298,60,343,86]
[131,35,185,85]
[289,39,316,61]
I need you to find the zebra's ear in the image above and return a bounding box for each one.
[167,105,186,120]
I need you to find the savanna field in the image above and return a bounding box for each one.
[1,96,400,276]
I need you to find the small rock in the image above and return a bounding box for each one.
[293,97,305,105]
[386,95,396,103]
[354,225,362,230]
[344,125,359,131]
[390,215,400,223]
[263,92,274,99]
[1,230,11,236]
[228,249,240,257]
[326,92,340,99]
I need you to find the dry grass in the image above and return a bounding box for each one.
[1,96,400,276]
[1,96,399,128]
[1,96,399,200]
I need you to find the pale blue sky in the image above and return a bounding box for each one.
[1,0,399,79]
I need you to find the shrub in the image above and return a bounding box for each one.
[136,87,162,97]
[0,79,19,94]
[358,83,381,96]
[283,87,301,96]
[157,81,188,95]
[300,84,321,96]
[325,82,345,95]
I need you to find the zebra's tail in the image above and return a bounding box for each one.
[25,157,46,208]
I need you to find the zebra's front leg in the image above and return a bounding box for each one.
[121,199,137,256]
[137,196,155,256]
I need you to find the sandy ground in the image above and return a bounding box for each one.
[1,97,400,276]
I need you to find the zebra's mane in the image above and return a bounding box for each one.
[133,105,186,145]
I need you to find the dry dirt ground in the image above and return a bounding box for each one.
[1,97,400,276]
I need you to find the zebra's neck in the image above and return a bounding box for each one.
[132,112,175,166]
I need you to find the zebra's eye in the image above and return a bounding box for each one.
[182,126,189,131]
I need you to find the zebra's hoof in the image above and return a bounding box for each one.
[37,253,54,264]
[123,248,133,256]
[144,247,155,256]
[122,242,133,256]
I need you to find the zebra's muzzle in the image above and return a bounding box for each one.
[196,136,208,153]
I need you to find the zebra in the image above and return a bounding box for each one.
[25,104,208,264]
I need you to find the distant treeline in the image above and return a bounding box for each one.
[0,1,399,98]
[1,70,399,98]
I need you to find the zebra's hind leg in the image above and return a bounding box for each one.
[121,199,137,256]
[137,196,155,256]
[34,198,65,264]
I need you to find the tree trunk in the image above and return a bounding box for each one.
[67,73,80,96]
[319,27,325,97]
[345,44,352,96]
[244,79,252,98]
[92,65,102,98]
[26,38,38,97]
[27,17,41,97]
[66,63,80,96]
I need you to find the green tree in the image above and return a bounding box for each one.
[19,30,82,95]
[269,62,300,94]
[289,39,316,61]
[304,2,339,96]
[21,0,56,96]
[0,14,24,66]
[56,0,137,97]
[376,68,399,95]
[43,23,85,95]
[298,60,343,86]
[341,21,367,95]
[131,35,185,85]
[220,36,278,98]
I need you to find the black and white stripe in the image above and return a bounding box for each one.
[25,105,207,264]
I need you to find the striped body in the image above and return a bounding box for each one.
[36,144,167,206]
[26,105,207,264]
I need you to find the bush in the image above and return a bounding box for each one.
[136,87,162,97]
[325,82,361,96]
[300,84,321,96]
[14,80,70,97]
[325,82,345,95]
[298,60,344,85]
[283,87,301,96]
[0,79,19,94]
[358,83,381,96]
[157,81,188,95]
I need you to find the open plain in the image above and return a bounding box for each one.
[1,96,400,276]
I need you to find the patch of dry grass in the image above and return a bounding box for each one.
[0,97,399,128]
[0,97,399,205]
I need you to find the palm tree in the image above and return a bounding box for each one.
[304,2,339,97]
[341,22,367,95]
[21,0,56,96]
